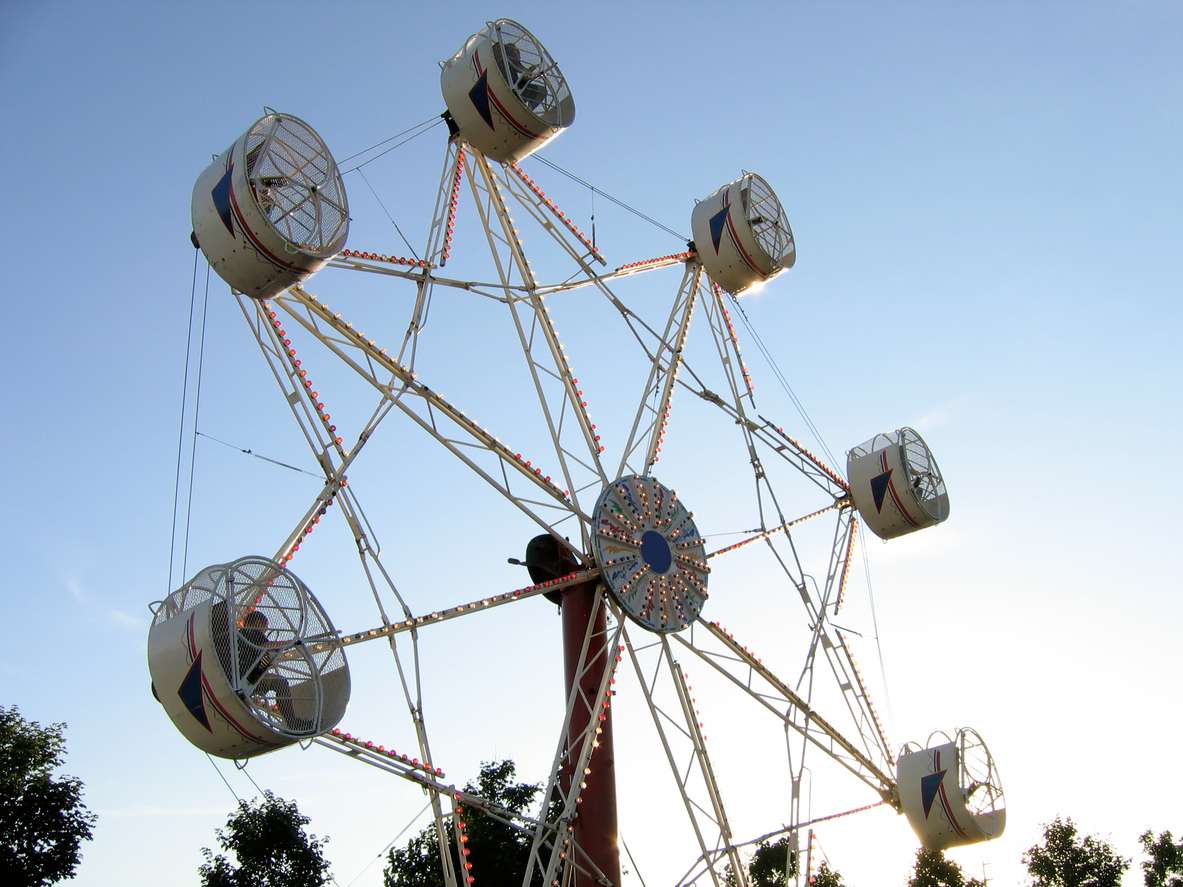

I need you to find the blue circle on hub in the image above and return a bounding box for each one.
[640,530,673,574]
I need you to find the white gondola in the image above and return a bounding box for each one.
[846,426,950,540]
[690,173,796,294]
[147,556,349,760]
[897,728,1005,850]
[441,19,575,163]
[191,112,349,299]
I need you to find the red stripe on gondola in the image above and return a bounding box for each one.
[187,612,272,744]
[200,673,272,744]
[229,184,308,275]
[938,783,970,839]
[187,613,198,662]
[486,85,543,140]
[881,451,920,528]
[934,749,970,839]
[722,189,768,276]
[471,47,543,140]
[725,210,766,276]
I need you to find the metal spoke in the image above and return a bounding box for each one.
[615,263,701,479]
[465,154,609,543]
[315,730,549,838]
[664,639,747,886]
[237,293,457,884]
[289,569,600,656]
[397,139,464,371]
[327,248,694,299]
[672,620,898,805]
[620,628,741,887]
[706,502,847,560]
[273,287,586,537]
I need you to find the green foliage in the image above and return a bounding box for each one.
[724,837,798,886]
[0,706,97,886]
[384,760,546,887]
[906,848,984,887]
[1022,817,1128,887]
[198,791,331,887]
[811,860,846,887]
[1140,830,1183,887]
[749,837,798,887]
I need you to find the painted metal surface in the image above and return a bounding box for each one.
[191,112,348,299]
[690,173,795,294]
[441,19,575,163]
[897,729,1006,850]
[147,556,349,759]
[847,427,950,540]
[591,475,709,633]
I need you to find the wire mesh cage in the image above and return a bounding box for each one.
[958,728,1005,823]
[148,556,349,756]
[690,172,796,294]
[441,18,576,163]
[190,111,350,300]
[741,173,795,271]
[241,114,350,256]
[488,19,575,128]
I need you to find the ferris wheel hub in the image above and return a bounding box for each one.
[591,475,708,633]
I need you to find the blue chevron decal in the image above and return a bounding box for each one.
[921,769,947,819]
[178,649,212,732]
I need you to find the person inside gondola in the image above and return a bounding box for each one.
[238,610,310,732]
[497,41,546,111]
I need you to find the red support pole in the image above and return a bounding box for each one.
[561,581,622,886]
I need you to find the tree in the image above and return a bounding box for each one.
[384,760,547,887]
[0,706,97,886]
[199,791,332,887]
[1023,817,1128,887]
[1140,830,1183,887]
[725,837,798,886]
[750,837,798,886]
[906,847,984,887]
[811,860,846,886]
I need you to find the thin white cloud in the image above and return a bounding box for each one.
[108,609,145,631]
[864,524,963,565]
[65,576,87,603]
[914,395,970,432]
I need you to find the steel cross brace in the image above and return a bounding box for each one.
[802,515,891,757]
[238,294,460,887]
[614,262,702,480]
[314,732,548,840]
[396,137,465,372]
[624,631,748,887]
[465,151,609,545]
[671,621,898,806]
[275,286,587,534]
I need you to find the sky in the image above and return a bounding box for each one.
[1,2,1181,885]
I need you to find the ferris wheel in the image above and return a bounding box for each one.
[149,17,1006,887]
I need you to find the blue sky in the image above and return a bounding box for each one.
[1,2,1180,885]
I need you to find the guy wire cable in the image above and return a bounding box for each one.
[168,249,200,593]
[181,264,212,580]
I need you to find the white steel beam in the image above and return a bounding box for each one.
[614,263,701,480]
